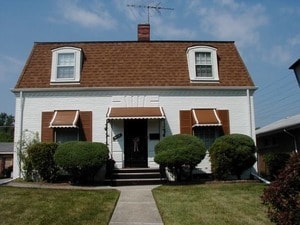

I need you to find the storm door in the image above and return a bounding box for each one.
[124,119,148,168]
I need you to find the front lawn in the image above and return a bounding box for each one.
[153,182,273,225]
[0,186,119,225]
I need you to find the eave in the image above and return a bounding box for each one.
[11,86,258,93]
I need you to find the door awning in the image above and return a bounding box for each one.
[49,110,79,128]
[107,107,165,119]
[192,109,222,127]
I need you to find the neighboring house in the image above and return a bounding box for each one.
[0,142,13,178]
[12,24,256,179]
[256,114,300,175]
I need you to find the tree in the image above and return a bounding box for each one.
[262,152,300,225]
[0,112,14,142]
[154,134,206,181]
[209,133,256,180]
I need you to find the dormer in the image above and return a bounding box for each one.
[186,46,219,82]
[51,47,82,84]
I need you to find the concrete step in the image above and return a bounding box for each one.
[107,168,166,186]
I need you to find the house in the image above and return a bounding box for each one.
[256,114,300,175]
[0,142,13,178]
[12,24,256,179]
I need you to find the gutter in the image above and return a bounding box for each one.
[11,86,258,93]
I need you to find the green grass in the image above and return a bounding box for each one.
[0,187,120,225]
[153,182,273,225]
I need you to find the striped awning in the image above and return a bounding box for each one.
[107,107,165,119]
[49,110,79,128]
[192,108,222,127]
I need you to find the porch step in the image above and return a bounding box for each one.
[107,168,166,186]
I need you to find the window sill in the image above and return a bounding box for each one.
[50,81,81,85]
[190,79,220,83]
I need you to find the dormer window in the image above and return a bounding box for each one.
[187,46,219,82]
[51,47,82,83]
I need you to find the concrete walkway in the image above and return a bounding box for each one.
[110,185,164,225]
[1,180,164,225]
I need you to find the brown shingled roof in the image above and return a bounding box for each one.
[15,41,254,89]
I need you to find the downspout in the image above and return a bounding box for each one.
[247,88,259,174]
[247,89,254,138]
[283,129,298,153]
[18,91,24,178]
[251,172,271,184]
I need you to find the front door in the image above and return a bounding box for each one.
[124,119,148,168]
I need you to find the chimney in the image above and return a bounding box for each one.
[137,24,150,41]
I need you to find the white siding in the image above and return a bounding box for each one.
[13,88,255,178]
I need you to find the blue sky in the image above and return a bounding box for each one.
[0,0,299,128]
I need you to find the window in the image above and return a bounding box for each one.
[55,128,79,143]
[186,46,219,82]
[194,126,223,149]
[51,47,82,83]
[57,53,75,79]
[195,52,212,77]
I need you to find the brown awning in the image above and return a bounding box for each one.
[49,110,79,128]
[107,107,165,119]
[192,109,222,127]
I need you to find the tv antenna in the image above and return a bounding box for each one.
[127,2,174,24]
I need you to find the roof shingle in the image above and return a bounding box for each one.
[15,41,255,89]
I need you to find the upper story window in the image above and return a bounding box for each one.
[187,46,219,82]
[51,47,82,83]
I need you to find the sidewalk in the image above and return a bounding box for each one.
[1,180,164,225]
[110,185,164,225]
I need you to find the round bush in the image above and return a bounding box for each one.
[27,142,59,182]
[54,141,109,183]
[154,134,206,181]
[209,133,256,180]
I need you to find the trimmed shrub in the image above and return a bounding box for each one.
[263,152,290,179]
[27,143,59,182]
[209,133,256,180]
[154,134,206,181]
[27,142,59,182]
[54,141,109,184]
[262,152,300,225]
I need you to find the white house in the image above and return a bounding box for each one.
[12,24,256,179]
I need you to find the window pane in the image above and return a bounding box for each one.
[57,66,75,78]
[206,53,211,63]
[194,127,222,149]
[58,53,75,66]
[55,128,78,143]
[195,52,211,65]
[196,65,212,77]
[195,52,201,64]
